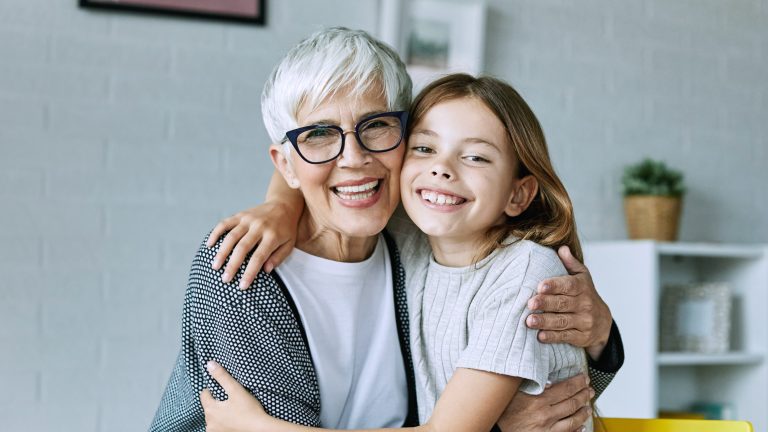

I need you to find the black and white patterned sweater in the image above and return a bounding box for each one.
[150,230,622,431]
[150,231,419,431]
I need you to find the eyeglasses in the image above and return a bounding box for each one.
[282,111,408,164]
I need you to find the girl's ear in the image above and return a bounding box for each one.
[504,175,539,217]
[269,145,300,189]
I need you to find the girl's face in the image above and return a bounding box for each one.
[400,97,525,245]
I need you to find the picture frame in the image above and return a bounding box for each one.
[378,0,487,91]
[79,0,266,25]
[660,282,732,353]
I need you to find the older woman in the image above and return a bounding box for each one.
[151,27,622,432]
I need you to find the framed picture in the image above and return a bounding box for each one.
[378,0,486,91]
[80,0,266,25]
[660,282,732,353]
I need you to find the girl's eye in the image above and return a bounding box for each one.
[464,155,490,163]
[410,145,434,154]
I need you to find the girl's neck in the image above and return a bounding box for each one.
[295,211,378,263]
[428,233,489,268]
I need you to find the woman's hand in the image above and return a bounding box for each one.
[525,246,613,360]
[207,201,300,289]
[497,374,594,432]
[200,361,271,432]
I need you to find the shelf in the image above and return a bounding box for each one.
[656,242,764,259]
[658,352,764,366]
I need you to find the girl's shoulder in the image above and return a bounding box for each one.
[489,238,567,285]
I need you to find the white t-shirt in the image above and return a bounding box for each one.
[275,234,408,428]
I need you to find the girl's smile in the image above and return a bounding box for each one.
[400,97,524,265]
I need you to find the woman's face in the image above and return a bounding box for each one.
[400,97,521,243]
[274,90,405,239]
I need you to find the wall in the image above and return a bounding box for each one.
[0,1,377,431]
[479,0,767,243]
[0,1,765,431]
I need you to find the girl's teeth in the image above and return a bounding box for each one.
[421,190,462,205]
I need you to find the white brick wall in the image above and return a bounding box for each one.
[0,1,377,431]
[0,0,766,431]
[483,0,767,243]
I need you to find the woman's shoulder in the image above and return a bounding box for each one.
[186,230,279,306]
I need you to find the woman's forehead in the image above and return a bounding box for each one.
[297,87,388,124]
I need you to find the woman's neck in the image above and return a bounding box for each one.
[295,211,379,263]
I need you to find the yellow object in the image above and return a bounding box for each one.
[595,417,753,432]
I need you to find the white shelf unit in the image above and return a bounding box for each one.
[583,241,767,431]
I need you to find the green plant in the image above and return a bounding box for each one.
[622,158,685,196]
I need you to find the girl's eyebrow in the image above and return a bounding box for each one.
[411,128,437,136]
[463,138,502,152]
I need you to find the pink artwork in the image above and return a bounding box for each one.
[81,0,266,24]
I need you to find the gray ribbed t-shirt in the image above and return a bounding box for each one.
[388,210,589,426]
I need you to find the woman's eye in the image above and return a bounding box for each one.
[306,128,334,138]
[362,120,389,130]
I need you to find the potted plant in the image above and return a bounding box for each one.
[622,158,685,241]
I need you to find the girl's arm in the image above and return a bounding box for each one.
[202,361,521,432]
[207,170,304,289]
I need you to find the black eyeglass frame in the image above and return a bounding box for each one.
[282,110,409,165]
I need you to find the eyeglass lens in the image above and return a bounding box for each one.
[295,115,403,163]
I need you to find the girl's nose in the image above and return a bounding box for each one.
[430,161,454,180]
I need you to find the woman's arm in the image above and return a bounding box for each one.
[208,170,304,289]
[202,362,521,432]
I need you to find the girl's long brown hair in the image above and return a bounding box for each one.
[409,73,583,262]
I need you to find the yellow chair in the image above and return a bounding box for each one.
[596,417,754,432]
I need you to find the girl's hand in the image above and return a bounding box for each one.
[206,201,300,289]
[497,374,593,432]
[525,246,612,360]
[200,361,271,432]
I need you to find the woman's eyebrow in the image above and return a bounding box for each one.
[303,110,388,127]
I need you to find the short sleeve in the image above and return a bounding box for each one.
[456,283,549,394]
[456,245,584,396]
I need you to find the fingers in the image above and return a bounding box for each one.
[221,230,261,283]
[265,241,295,274]
[239,234,280,289]
[538,274,582,296]
[553,405,592,432]
[207,217,237,248]
[527,312,577,331]
[537,328,589,346]
[528,294,577,313]
[200,388,216,410]
[557,245,588,275]
[212,225,247,271]
[545,374,590,403]
[205,360,239,395]
[549,384,592,419]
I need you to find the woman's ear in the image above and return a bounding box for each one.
[504,175,539,217]
[269,145,300,189]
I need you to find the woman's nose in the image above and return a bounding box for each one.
[337,132,370,167]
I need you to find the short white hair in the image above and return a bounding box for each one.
[261,27,412,144]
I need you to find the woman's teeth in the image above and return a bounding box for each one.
[334,180,379,200]
[421,190,464,205]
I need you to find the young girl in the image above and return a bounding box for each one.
[201,74,593,432]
